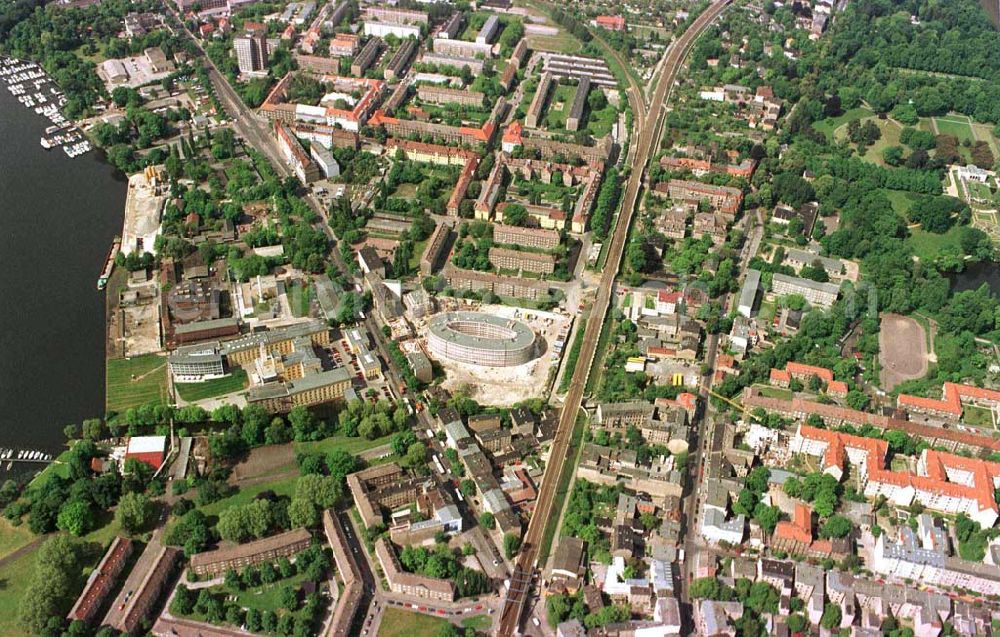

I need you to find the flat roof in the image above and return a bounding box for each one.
[127,436,167,454]
[738,268,761,309]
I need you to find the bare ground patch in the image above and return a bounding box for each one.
[879,313,929,391]
[229,444,296,484]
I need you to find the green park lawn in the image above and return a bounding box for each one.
[832,116,901,166]
[906,225,964,261]
[963,405,996,429]
[287,281,313,318]
[812,107,873,141]
[207,571,311,613]
[461,614,493,631]
[294,433,395,457]
[934,115,975,142]
[0,519,36,561]
[198,475,300,518]
[378,608,450,637]
[525,31,582,54]
[106,354,169,412]
[885,189,919,217]
[175,368,249,403]
[27,449,73,490]
[583,99,618,138]
[542,84,578,129]
[753,384,794,401]
[0,548,40,637]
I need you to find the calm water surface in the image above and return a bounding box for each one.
[0,88,125,463]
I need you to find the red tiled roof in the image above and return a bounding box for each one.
[502,121,523,145]
[773,503,813,544]
[898,382,1000,417]
[797,424,1000,519]
[785,362,834,383]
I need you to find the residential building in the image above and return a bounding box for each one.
[658,179,743,215]
[770,273,840,308]
[525,72,552,128]
[351,37,383,76]
[477,15,500,45]
[375,538,456,601]
[68,537,134,624]
[385,39,418,80]
[234,28,268,74]
[493,223,560,250]
[417,84,485,107]
[790,423,1000,527]
[566,77,589,132]
[420,223,452,275]
[275,121,321,184]
[897,382,1000,421]
[432,37,494,59]
[769,361,848,397]
[364,21,420,39]
[309,143,339,178]
[737,268,760,318]
[190,529,312,576]
[488,246,556,274]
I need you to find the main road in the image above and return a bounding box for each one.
[495,1,732,634]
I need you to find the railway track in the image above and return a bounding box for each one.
[495,2,733,634]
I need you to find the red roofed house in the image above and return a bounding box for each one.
[769,362,848,398]
[595,15,626,31]
[654,393,698,419]
[501,121,523,153]
[124,436,168,471]
[790,424,1000,528]
[771,503,814,555]
[897,382,1000,420]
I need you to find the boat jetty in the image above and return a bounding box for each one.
[0,448,54,471]
[1,56,92,157]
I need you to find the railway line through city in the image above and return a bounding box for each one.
[496,1,734,634]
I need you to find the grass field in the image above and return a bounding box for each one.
[907,224,964,261]
[833,116,902,166]
[0,519,36,561]
[525,32,582,54]
[218,571,311,613]
[287,281,313,318]
[106,354,169,412]
[198,474,299,518]
[885,189,920,217]
[935,115,975,143]
[175,368,248,403]
[542,83,578,129]
[461,615,492,631]
[27,449,72,490]
[294,433,395,457]
[963,405,996,429]
[812,107,873,141]
[378,608,450,637]
[753,384,794,401]
[0,547,39,637]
